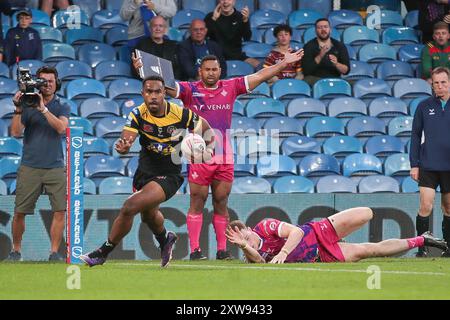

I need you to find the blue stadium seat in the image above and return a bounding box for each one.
[247,27,264,44]
[66,79,106,101]
[358,43,397,63]
[272,79,311,101]
[108,78,142,103]
[263,27,278,44]
[272,175,314,193]
[250,9,287,30]
[358,175,399,193]
[43,43,76,63]
[0,119,9,137]
[287,98,326,124]
[345,44,357,60]
[0,137,22,156]
[0,179,7,195]
[346,116,386,138]
[343,26,379,47]
[305,116,345,139]
[368,97,408,121]
[95,60,132,81]
[98,176,133,195]
[0,62,9,78]
[112,137,141,158]
[35,25,63,44]
[0,79,18,99]
[393,78,432,100]
[105,0,123,11]
[82,137,110,156]
[405,10,419,29]
[288,9,323,30]
[0,98,15,119]
[366,10,403,29]
[328,9,363,31]
[226,60,254,78]
[398,44,424,64]
[65,26,103,46]
[78,43,116,68]
[376,60,414,86]
[9,179,16,195]
[237,135,280,160]
[231,117,260,138]
[401,176,419,193]
[316,175,358,193]
[242,42,272,60]
[55,60,92,81]
[281,136,321,161]
[409,97,426,116]
[388,116,413,138]
[365,135,404,158]
[167,27,183,42]
[182,0,216,13]
[245,97,285,118]
[69,117,94,135]
[13,9,50,26]
[353,79,392,100]
[231,177,272,193]
[52,8,90,29]
[313,78,352,100]
[256,155,298,182]
[233,100,245,117]
[94,116,127,140]
[117,45,132,64]
[297,0,332,17]
[232,156,256,177]
[92,9,127,30]
[342,153,382,177]
[328,97,367,122]
[79,98,121,119]
[236,0,255,12]
[299,154,340,178]
[384,153,411,177]
[343,60,374,81]
[172,9,205,30]
[258,0,293,16]
[60,98,78,116]
[105,26,128,47]
[238,82,271,102]
[127,156,139,177]
[263,116,303,138]
[0,156,21,180]
[382,27,419,47]
[303,26,340,43]
[84,177,97,194]
[84,155,126,180]
[120,97,144,117]
[322,136,362,160]
[72,0,102,18]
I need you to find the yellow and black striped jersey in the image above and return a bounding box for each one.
[124,101,200,175]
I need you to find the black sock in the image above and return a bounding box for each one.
[95,239,116,257]
[442,216,450,245]
[154,228,167,248]
[416,215,430,236]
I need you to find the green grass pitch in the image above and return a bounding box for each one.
[1,258,449,300]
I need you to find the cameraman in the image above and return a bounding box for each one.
[7,66,70,262]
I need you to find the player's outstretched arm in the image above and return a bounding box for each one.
[226,226,265,263]
[247,49,304,91]
[115,129,137,155]
[269,223,304,264]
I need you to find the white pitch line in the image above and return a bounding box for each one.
[112,262,447,276]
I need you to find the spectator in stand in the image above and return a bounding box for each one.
[263,24,304,84]
[419,0,450,44]
[302,18,350,86]
[205,0,259,68]
[421,22,450,83]
[178,19,227,80]
[133,15,182,80]
[120,0,177,50]
[3,8,42,66]
[0,0,12,63]
[40,0,70,17]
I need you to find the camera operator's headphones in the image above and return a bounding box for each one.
[36,66,62,91]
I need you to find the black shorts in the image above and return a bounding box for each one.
[418,169,450,193]
[133,168,184,201]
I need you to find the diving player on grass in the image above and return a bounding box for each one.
[226,207,448,263]
[80,75,214,268]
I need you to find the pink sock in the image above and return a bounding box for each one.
[187,213,203,253]
[213,214,229,251]
[407,236,425,249]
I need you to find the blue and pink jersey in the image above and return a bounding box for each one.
[176,77,250,163]
[252,218,346,263]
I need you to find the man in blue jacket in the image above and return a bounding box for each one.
[410,66,450,258]
[178,19,227,80]
[4,8,42,66]
[0,0,12,63]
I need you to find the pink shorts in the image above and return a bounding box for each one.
[188,163,234,186]
[310,218,345,262]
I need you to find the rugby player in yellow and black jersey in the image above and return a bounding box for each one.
[80,75,214,268]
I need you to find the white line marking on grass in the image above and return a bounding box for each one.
[112,262,446,276]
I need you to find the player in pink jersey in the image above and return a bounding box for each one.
[225,207,448,263]
[133,50,304,260]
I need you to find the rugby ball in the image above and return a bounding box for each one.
[181,133,206,163]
